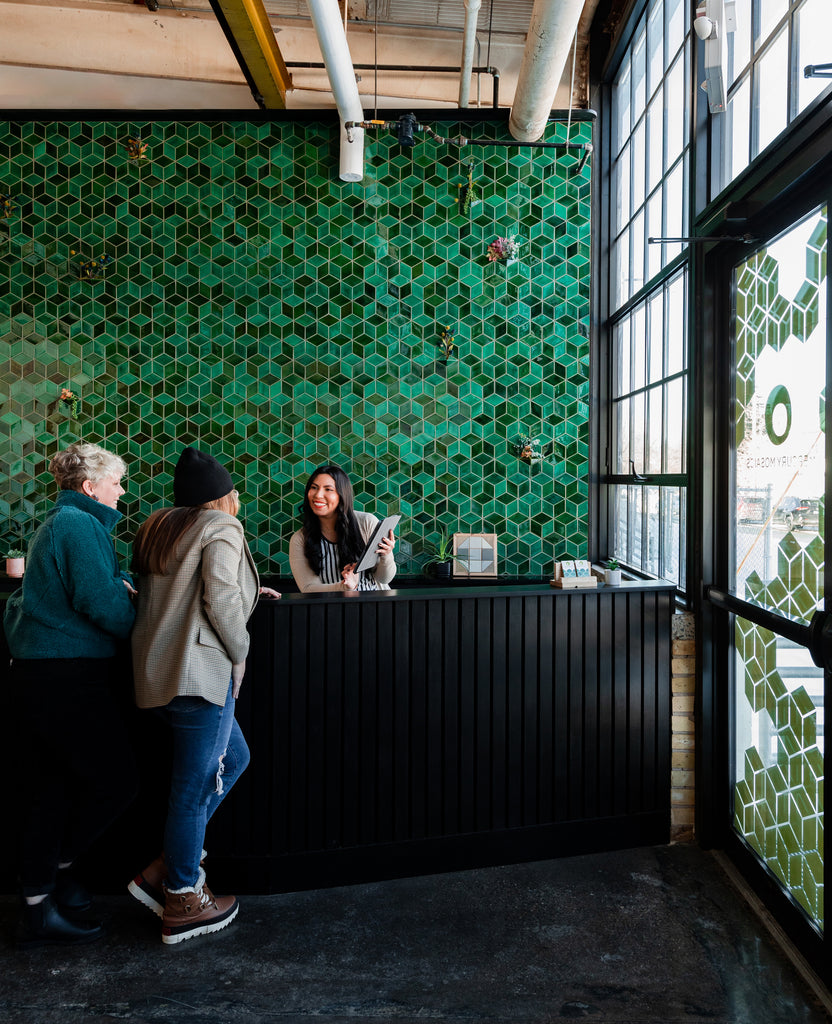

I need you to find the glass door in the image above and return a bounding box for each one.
[732,208,827,931]
[710,207,828,945]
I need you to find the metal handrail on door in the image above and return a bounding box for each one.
[706,586,832,672]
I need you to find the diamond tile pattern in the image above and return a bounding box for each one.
[733,211,827,928]
[0,119,591,576]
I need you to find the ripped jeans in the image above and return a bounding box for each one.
[160,680,250,891]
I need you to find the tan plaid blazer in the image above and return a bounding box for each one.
[131,509,259,708]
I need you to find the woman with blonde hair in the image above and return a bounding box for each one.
[129,447,278,945]
[5,440,137,948]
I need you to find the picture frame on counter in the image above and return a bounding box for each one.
[453,533,498,577]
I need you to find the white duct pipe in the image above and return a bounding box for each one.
[509,0,585,142]
[305,0,365,181]
[458,0,482,108]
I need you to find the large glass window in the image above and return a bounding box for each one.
[722,0,832,192]
[610,0,691,307]
[609,269,688,589]
[605,0,690,592]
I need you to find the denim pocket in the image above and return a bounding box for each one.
[168,695,208,713]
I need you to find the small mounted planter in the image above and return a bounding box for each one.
[5,555,25,577]
[604,568,622,586]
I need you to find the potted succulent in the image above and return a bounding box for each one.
[5,547,25,577]
[604,557,622,586]
[424,531,456,580]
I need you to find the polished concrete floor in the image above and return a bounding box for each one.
[0,844,829,1024]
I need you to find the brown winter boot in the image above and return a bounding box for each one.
[128,850,208,918]
[161,868,238,945]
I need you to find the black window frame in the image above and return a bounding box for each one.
[593,0,693,599]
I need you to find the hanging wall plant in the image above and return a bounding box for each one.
[438,325,456,362]
[456,163,480,217]
[1,193,16,220]
[122,136,150,163]
[486,234,522,266]
[59,387,80,420]
[71,249,113,281]
[511,434,553,466]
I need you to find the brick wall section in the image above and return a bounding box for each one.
[671,611,696,842]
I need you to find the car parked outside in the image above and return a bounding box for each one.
[774,496,820,531]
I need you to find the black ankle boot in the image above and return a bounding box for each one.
[55,869,93,914]
[16,895,104,949]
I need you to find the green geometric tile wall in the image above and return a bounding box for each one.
[0,118,591,576]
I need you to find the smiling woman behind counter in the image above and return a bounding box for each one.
[288,464,396,592]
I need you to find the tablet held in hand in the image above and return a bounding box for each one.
[354,514,401,573]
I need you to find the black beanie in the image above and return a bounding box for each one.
[173,447,234,507]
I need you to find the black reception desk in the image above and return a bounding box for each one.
[217,579,676,893]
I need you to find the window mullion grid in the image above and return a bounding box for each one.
[787,6,799,124]
[750,0,761,158]
[661,71,669,246]
[602,0,690,592]
[629,316,636,474]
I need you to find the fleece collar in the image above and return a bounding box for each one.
[56,488,123,534]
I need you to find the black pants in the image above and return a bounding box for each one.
[10,657,138,897]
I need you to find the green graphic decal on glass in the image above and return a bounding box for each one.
[733,208,827,930]
[764,384,792,446]
[0,119,592,575]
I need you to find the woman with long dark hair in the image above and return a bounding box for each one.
[289,464,396,592]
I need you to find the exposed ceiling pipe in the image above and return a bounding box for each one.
[509,0,585,142]
[457,0,481,107]
[290,61,502,108]
[305,0,365,181]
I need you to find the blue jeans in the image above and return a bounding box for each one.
[160,680,250,891]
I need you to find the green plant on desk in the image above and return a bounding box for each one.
[424,531,456,578]
[435,532,454,562]
[5,546,25,578]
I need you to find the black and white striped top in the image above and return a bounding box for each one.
[319,538,379,591]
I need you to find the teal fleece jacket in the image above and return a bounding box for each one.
[4,489,136,660]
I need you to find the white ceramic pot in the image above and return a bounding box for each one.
[605,568,622,586]
[6,557,24,577]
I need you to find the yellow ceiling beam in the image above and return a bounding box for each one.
[210,0,291,108]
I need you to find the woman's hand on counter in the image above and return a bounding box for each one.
[259,586,281,600]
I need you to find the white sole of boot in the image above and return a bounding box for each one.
[161,903,239,945]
